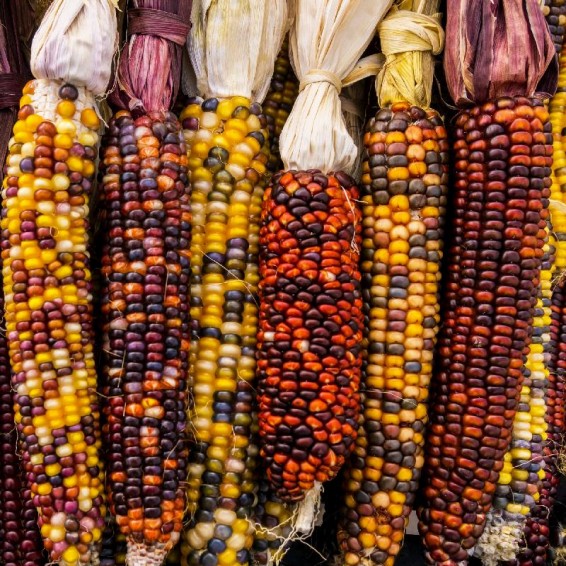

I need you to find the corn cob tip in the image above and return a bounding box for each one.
[126,542,168,566]
[475,515,523,565]
[294,482,324,534]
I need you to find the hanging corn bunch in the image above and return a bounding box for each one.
[179,2,288,566]
[257,0,393,541]
[99,1,192,565]
[337,2,447,564]
[0,1,118,564]
[0,2,45,565]
[264,37,299,173]
[417,0,557,563]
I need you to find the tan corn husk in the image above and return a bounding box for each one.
[376,0,443,108]
[280,0,394,176]
[189,0,289,102]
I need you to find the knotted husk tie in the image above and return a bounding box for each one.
[377,0,444,108]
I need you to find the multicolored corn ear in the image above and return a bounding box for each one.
[263,37,299,173]
[339,100,448,566]
[100,1,192,564]
[2,77,108,565]
[179,3,289,564]
[542,0,566,53]
[0,2,45,565]
[180,94,269,566]
[419,93,553,565]
[418,1,557,563]
[337,3,447,564]
[476,227,555,564]
[1,0,120,559]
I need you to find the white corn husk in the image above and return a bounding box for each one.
[189,0,289,101]
[280,0,394,175]
[31,0,118,96]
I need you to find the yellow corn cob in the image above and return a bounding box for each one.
[180,96,269,566]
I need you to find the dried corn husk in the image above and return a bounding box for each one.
[189,0,289,101]
[376,0,443,108]
[444,0,557,106]
[340,80,371,180]
[280,0,394,175]
[110,0,191,112]
[31,0,119,96]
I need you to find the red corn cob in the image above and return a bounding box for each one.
[419,1,557,562]
[418,96,553,564]
[257,170,364,506]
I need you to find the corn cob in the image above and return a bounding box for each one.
[180,3,288,563]
[476,227,555,564]
[419,94,553,563]
[1,62,112,565]
[336,3,445,563]
[100,106,191,564]
[542,0,566,53]
[418,1,557,561]
[257,169,364,503]
[338,97,448,565]
[258,2,393,539]
[0,2,45,565]
[180,94,268,566]
[100,2,192,562]
[264,37,299,173]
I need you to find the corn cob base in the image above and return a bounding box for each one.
[419,96,552,565]
[126,541,168,566]
[100,109,191,562]
[2,78,105,565]
[338,102,448,566]
[180,96,269,566]
[257,170,363,512]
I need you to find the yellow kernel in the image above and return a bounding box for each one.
[57,100,76,118]
[81,108,100,129]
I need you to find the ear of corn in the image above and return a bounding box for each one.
[338,101,448,566]
[179,96,269,566]
[257,170,364,504]
[263,37,299,173]
[418,96,552,563]
[2,78,106,565]
[476,226,555,564]
[99,108,192,564]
